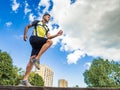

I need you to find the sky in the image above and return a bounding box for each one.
[0,0,120,87]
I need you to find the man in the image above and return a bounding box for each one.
[19,13,63,86]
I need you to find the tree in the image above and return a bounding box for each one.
[0,51,22,85]
[75,85,79,88]
[28,72,44,86]
[83,58,120,87]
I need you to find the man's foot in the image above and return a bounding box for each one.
[31,59,40,70]
[18,80,32,87]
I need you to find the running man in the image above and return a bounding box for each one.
[19,13,63,86]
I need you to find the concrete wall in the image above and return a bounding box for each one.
[0,86,120,90]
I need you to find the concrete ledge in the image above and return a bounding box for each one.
[0,86,14,90]
[0,86,120,90]
[15,86,44,90]
[44,87,120,90]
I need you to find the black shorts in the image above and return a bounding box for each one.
[29,36,47,56]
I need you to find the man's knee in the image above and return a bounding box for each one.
[47,39,53,45]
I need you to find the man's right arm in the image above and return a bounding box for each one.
[23,20,39,41]
[23,24,33,41]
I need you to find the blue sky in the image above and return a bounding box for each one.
[0,0,120,87]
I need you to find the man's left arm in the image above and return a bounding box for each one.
[46,30,63,39]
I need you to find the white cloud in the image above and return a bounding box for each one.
[84,62,91,70]
[51,0,120,63]
[6,22,12,27]
[12,0,20,12]
[24,1,31,15]
[13,35,23,40]
[38,0,51,13]
[67,49,85,64]
[60,35,85,52]
[29,13,36,22]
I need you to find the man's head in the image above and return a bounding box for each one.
[42,13,51,23]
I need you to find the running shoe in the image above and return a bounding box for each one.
[18,80,32,86]
[31,59,40,70]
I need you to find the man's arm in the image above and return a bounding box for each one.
[23,24,33,41]
[46,30,63,39]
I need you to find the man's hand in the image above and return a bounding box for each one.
[24,34,28,41]
[57,30,63,36]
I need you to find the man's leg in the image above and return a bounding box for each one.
[23,55,36,80]
[19,55,36,86]
[35,39,53,60]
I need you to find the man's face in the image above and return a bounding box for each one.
[43,15,50,22]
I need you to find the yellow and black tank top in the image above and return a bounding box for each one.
[32,20,49,37]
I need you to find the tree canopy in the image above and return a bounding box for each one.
[83,58,120,87]
[0,50,44,86]
[29,72,44,86]
[0,51,21,85]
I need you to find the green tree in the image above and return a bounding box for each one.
[28,72,44,86]
[75,85,79,88]
[83,58,120,87]
[0,51,22,85]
